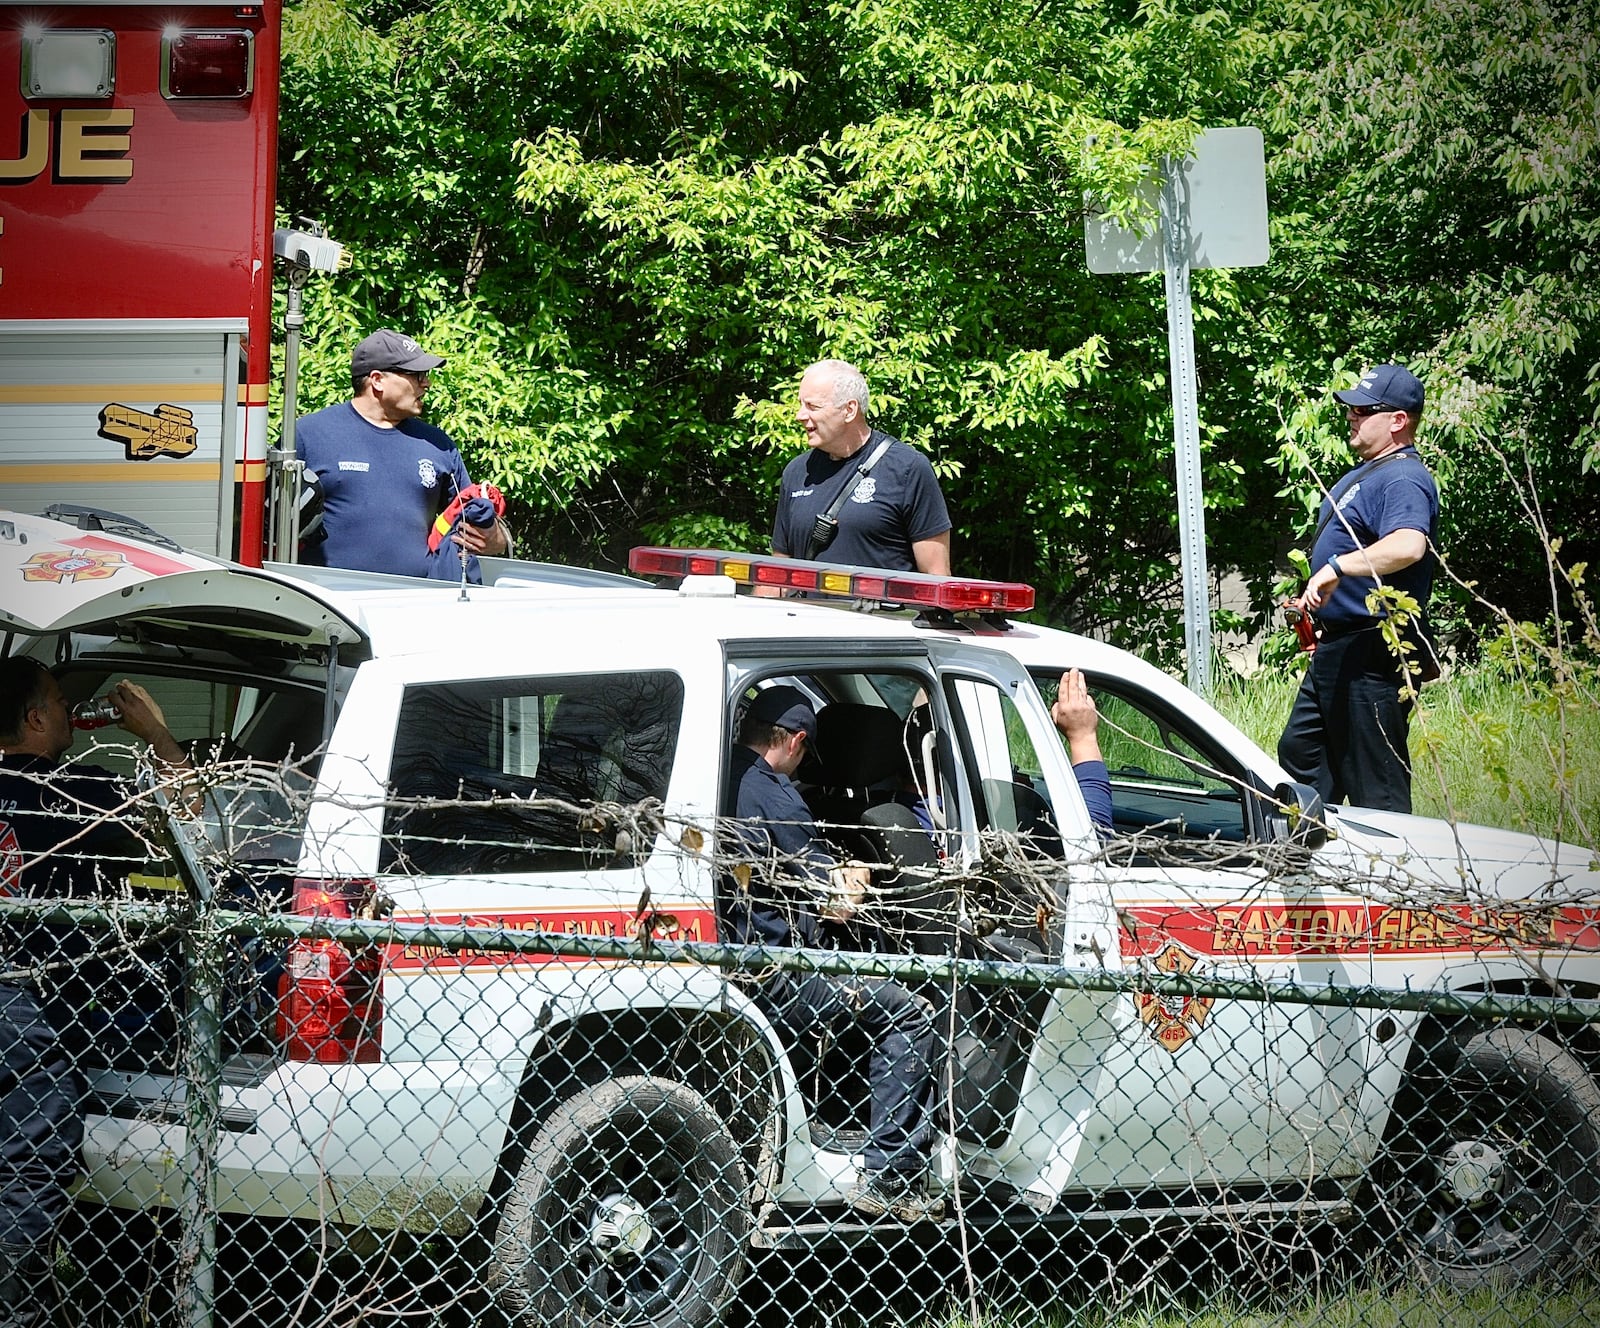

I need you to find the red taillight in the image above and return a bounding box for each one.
[277,879,383,1064]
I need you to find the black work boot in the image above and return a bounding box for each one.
[0,1242,54,1328]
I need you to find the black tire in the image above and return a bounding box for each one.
[1379,1026,1600,1289]
[488,1074,750,1327]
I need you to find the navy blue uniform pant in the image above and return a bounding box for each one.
[1278,627,1415,814]
[758,971,937,1176]
[0,984,83,1249]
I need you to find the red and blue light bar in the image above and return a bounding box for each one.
[628,547,1035,614]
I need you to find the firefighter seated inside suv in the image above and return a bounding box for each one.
[721,686,943,1223]
[805,673,1111,959]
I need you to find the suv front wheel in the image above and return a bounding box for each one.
[489,1074,750,1327]
[1378,1026,1600,1289]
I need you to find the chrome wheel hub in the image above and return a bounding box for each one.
[589,1194,654,1261]
[1440,1139,1505,1206]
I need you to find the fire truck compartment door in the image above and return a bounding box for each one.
[0,322,245,557]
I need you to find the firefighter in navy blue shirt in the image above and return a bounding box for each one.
[721,686,942,1223]
[1278,363,1440,813]
[0,658,194,1326]
[773,361,951,573]
[295,329,512,582]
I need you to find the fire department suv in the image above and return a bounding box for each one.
[4,508,1599,1324]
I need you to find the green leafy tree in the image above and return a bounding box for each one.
[278,0,1293,655]
[1257,0,1600,641]
[275,0,1597,664]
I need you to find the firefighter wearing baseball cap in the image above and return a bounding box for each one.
[1279,362,1441,813]
[294,329,512,581]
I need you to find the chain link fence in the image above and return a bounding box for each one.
[3,757,1599,1328]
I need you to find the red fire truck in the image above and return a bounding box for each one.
[0,0,284,564]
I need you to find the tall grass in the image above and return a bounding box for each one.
[918,1281,1600,1328]
[1210,663,1599,843]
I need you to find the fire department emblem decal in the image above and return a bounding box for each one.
[850,477,878,504]
[418,459,438,489]
[22,549,127,584]
[1134,941,1216,1052]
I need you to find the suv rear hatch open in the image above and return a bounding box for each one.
[3,507,370,1078]
[1,507,367,659]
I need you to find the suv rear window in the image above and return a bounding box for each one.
[381,671,685,875]
[58,666,324,869]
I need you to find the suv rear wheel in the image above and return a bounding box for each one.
[489,1074,750,1327]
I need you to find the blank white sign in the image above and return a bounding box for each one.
[1085,126,1269,274]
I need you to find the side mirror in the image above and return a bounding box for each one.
[1271,781,1329,850]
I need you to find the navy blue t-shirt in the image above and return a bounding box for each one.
[1311,448,1439,630]
[0,754,141,901]
[773,431,951,572]
[1,753,163,1050]
[720,745,836,947]
[296,402,482,582]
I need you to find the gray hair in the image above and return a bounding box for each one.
[808,359,869,416]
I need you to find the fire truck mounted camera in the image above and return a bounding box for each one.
[272,227,347,273]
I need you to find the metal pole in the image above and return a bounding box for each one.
[281,270,304,460]
[1160,156,1213,697]
[266,270,308,562]
[163,792,221,1328]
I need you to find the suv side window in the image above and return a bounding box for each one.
[1033,671,1251,842]
[58,667,323,870]
[382,671,685,875]
[949,677,1063,858]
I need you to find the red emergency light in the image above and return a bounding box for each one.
[628,547,1036,614]
[162,29,254,99]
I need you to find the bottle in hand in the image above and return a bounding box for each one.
[1283,604,1317,654]
[72,697,122,730]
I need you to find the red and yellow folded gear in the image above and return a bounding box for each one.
[427,483,506,552]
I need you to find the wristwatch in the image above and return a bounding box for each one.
[1327,554,1344,578]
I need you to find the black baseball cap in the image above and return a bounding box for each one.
[1333,363,1424,414]
[351,329,446,378]
[745,685,818,740]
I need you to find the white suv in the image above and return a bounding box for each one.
[5,509,1598,1325]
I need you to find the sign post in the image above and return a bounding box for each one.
[1085,127,1269,696]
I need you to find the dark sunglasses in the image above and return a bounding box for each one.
[1345,403,1394,418]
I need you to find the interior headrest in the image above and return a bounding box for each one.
[814,704,913,790]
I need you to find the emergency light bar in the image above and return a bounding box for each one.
[628,547,1035,614]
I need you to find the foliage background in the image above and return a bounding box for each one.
[275,0,1599,667]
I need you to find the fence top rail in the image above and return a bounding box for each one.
[11,896,1600,1025]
